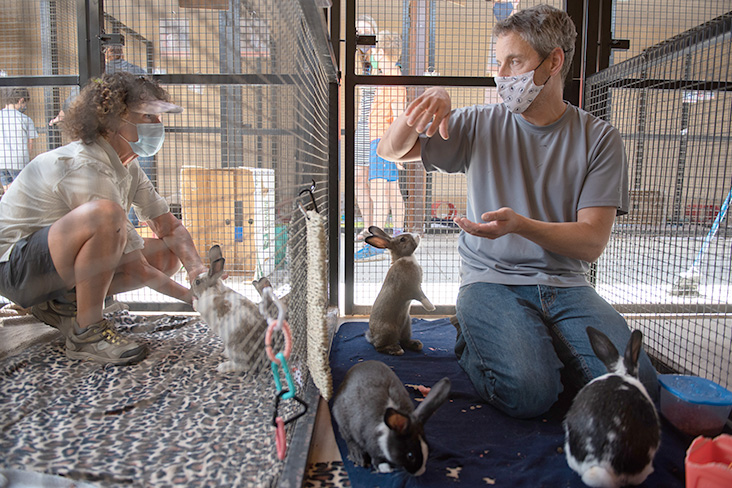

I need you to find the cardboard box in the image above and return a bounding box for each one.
[181,166,275,279]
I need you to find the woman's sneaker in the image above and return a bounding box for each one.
[30,299,77,338]
[66,319,147,366]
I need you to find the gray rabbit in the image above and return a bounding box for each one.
[563,327,660,488]
[331,360,451,476]
[365,226,435,355]
[191,245,268,373]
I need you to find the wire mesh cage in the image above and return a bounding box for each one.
[610,0,732,66]
[3,0,732,483]
[587,12,732,389]
[1,0,335,338]
[345,3,731,398]
[1,0,335,485]
[352,0,565,78]
[345,1,732,312]
[347,0,564,311]
[352,83,481,309]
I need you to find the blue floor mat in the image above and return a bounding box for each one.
[329,319,688,487]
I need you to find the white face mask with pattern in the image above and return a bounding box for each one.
[495,55,551,114]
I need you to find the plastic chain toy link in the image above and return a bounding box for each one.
[260,286,308,461]
[272,389,308,461]
[261,287,294,400]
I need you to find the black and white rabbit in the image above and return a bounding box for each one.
[191,245,268,373]
[563,327,660,488]
[365,226,435,355]
[331,360,451,476]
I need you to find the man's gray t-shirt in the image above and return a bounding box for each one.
[420,103,628,287]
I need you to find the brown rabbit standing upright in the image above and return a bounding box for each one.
[365,226,435,355]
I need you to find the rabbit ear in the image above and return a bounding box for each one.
[587,327,621,374]
[384,408,410,435]
[414,377,451,424]
[623,330,643,377]
[208,246,225,279]
[210,257,225,278]
[368,226,391,239]
[365,235,391,249]
[252,277,272,297]
[209,245,223,262]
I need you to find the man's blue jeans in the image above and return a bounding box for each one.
[455,282,659,419]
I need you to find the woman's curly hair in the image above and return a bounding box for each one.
[63,72,171,144]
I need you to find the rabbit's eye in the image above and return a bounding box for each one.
[406,451,415,461]
[195,279,201,285]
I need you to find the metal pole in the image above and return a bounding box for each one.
[344,0,356,314]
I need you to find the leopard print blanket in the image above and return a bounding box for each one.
[0,312,306,487]
[304,462,350,487]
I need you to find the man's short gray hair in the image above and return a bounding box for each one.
[494,4,577,83]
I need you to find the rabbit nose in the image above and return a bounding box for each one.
[414,234,420,245]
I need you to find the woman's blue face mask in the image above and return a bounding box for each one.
[120,119,165,157]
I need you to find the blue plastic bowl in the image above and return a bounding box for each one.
[658,374,732,437]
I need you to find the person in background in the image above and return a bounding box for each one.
[354,14,378,244]
[103,45,147,76]
[377,5,658,418]
[49,46,148,128]
[48,87,79,127]
[356,31,406,262]
[0,87,38,192]
[0,72,206,366]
